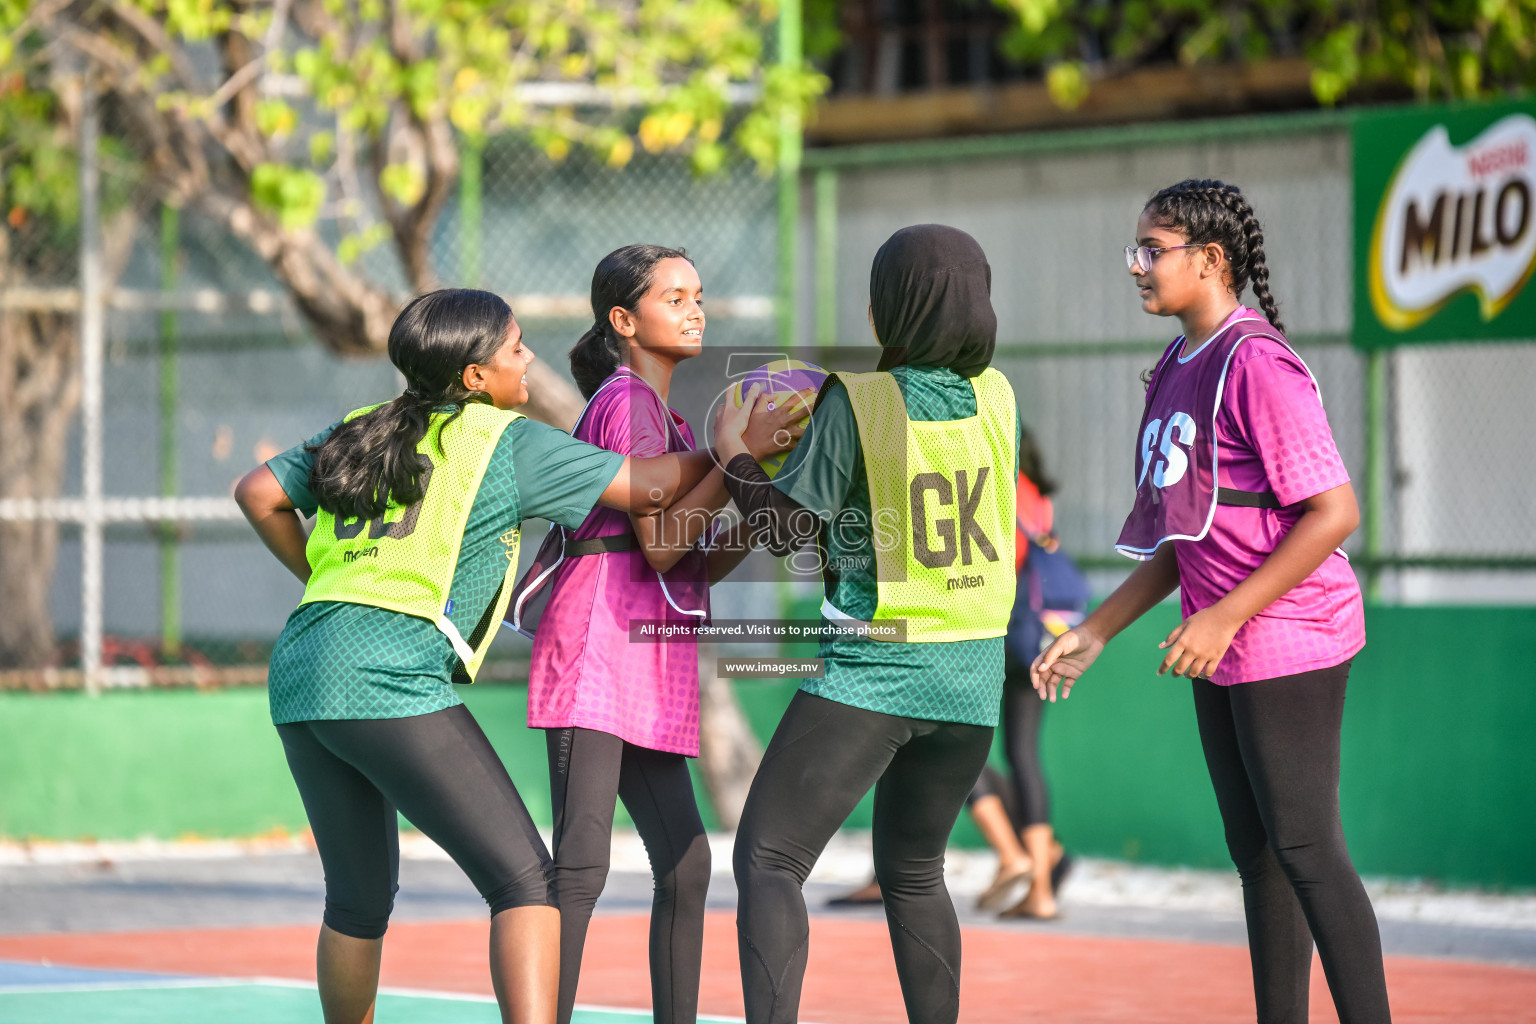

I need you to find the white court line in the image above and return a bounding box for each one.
[0,975,489,1000]
[0,977,251,995]
[0,974,773,1021]
[571,1003,752,1022]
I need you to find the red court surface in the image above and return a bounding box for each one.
[2,911,1532,1023]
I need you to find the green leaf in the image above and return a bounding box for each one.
[250,163,327,229]
[337,222,391,264]
[379,162,427,206]
[255,99,297,139]
[309,131,335,166]
[1045,61,1091,109]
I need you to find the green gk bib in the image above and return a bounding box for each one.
[302,402,524,681]
[828,368,1017,643]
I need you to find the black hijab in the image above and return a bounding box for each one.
[870,224,996,378]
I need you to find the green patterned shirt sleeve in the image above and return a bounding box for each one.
[505,419,625,530]
[265,422,338,518]
[770,381,859,519]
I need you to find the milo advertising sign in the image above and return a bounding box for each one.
[1354,100,1536,348]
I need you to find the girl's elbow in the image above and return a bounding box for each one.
[1328,490,1361,537]
[642,548,680,573]
[234,468,264,513]
[1341,504,1361,537]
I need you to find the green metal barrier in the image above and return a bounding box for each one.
[3,605,1532,888]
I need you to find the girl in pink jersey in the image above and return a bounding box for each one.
[527,244,800,1024]
[1034,180,1391,1023]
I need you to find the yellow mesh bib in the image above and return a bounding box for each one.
[301,402,524,681]
[832,368,1017,642]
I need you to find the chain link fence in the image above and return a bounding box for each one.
[0,98,779,685]
[798,119,1536,598]
[3,105,1534,687]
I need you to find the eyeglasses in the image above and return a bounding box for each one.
[1124,244,1205,273]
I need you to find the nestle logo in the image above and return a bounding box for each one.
[1468,141,1529,180]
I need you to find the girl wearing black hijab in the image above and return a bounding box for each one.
[713,225,1021,1024]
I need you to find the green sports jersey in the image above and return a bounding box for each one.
[771,364,1023,727]
[265,415,624,724]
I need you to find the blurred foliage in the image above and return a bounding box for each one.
[0,71,79,279]
[807,0,1536,108]
[0,35,138,281]
[1,0,824,281]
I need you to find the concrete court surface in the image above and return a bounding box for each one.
[1,833,1533,1022]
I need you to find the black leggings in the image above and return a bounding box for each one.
[545,727,711,1024]
[1193,662,1391,1024]
[276,704,554,940]
[734,691,993,1024]
[966,653,1048,827]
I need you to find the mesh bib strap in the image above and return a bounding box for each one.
[1217,487,1282,509]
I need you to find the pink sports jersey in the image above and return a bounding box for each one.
[526,368,708,755]
[1127,307,1365,685]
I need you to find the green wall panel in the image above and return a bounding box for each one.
[0,688,304,841]
[2,606,1532,888]
[1035,604,1536,887]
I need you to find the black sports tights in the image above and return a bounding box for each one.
[276,704,554,940]
[1193,662,1391,1024]
[545,727,711,1024]
[734,691,993,1024]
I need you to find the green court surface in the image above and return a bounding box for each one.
[0,979,702,1023]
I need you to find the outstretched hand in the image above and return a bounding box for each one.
[1030,626,1105,703]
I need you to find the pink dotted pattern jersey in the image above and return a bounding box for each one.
[526,369,708,755]
[1174,332,1365,684]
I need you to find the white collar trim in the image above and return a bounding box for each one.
[1176,307,1246,364]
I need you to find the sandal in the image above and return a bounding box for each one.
[974,864,1034,912]
[998,896,1060,921]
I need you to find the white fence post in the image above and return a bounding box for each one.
[78,76,105,697]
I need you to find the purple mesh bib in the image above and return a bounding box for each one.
[1115,311,1308,560]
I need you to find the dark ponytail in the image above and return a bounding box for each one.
[569,243,691,399]
[1142,179,1286,335]
[308,288,512,520]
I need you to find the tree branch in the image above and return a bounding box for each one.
[205,0,293,111]
[371,0,457,294]
[103,0,208,94]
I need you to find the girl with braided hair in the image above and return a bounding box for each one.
[1034,180,1392,1022]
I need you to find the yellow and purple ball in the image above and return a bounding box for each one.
[727,358,828,478]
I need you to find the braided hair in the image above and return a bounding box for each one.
[1143,179,1285,335]
[570,243,692,399]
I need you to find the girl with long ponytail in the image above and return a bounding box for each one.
[527,246,807,1024]
[234,287,760,1024]
[1035,181,1392,1022]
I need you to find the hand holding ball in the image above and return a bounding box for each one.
[717,359,828,477]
